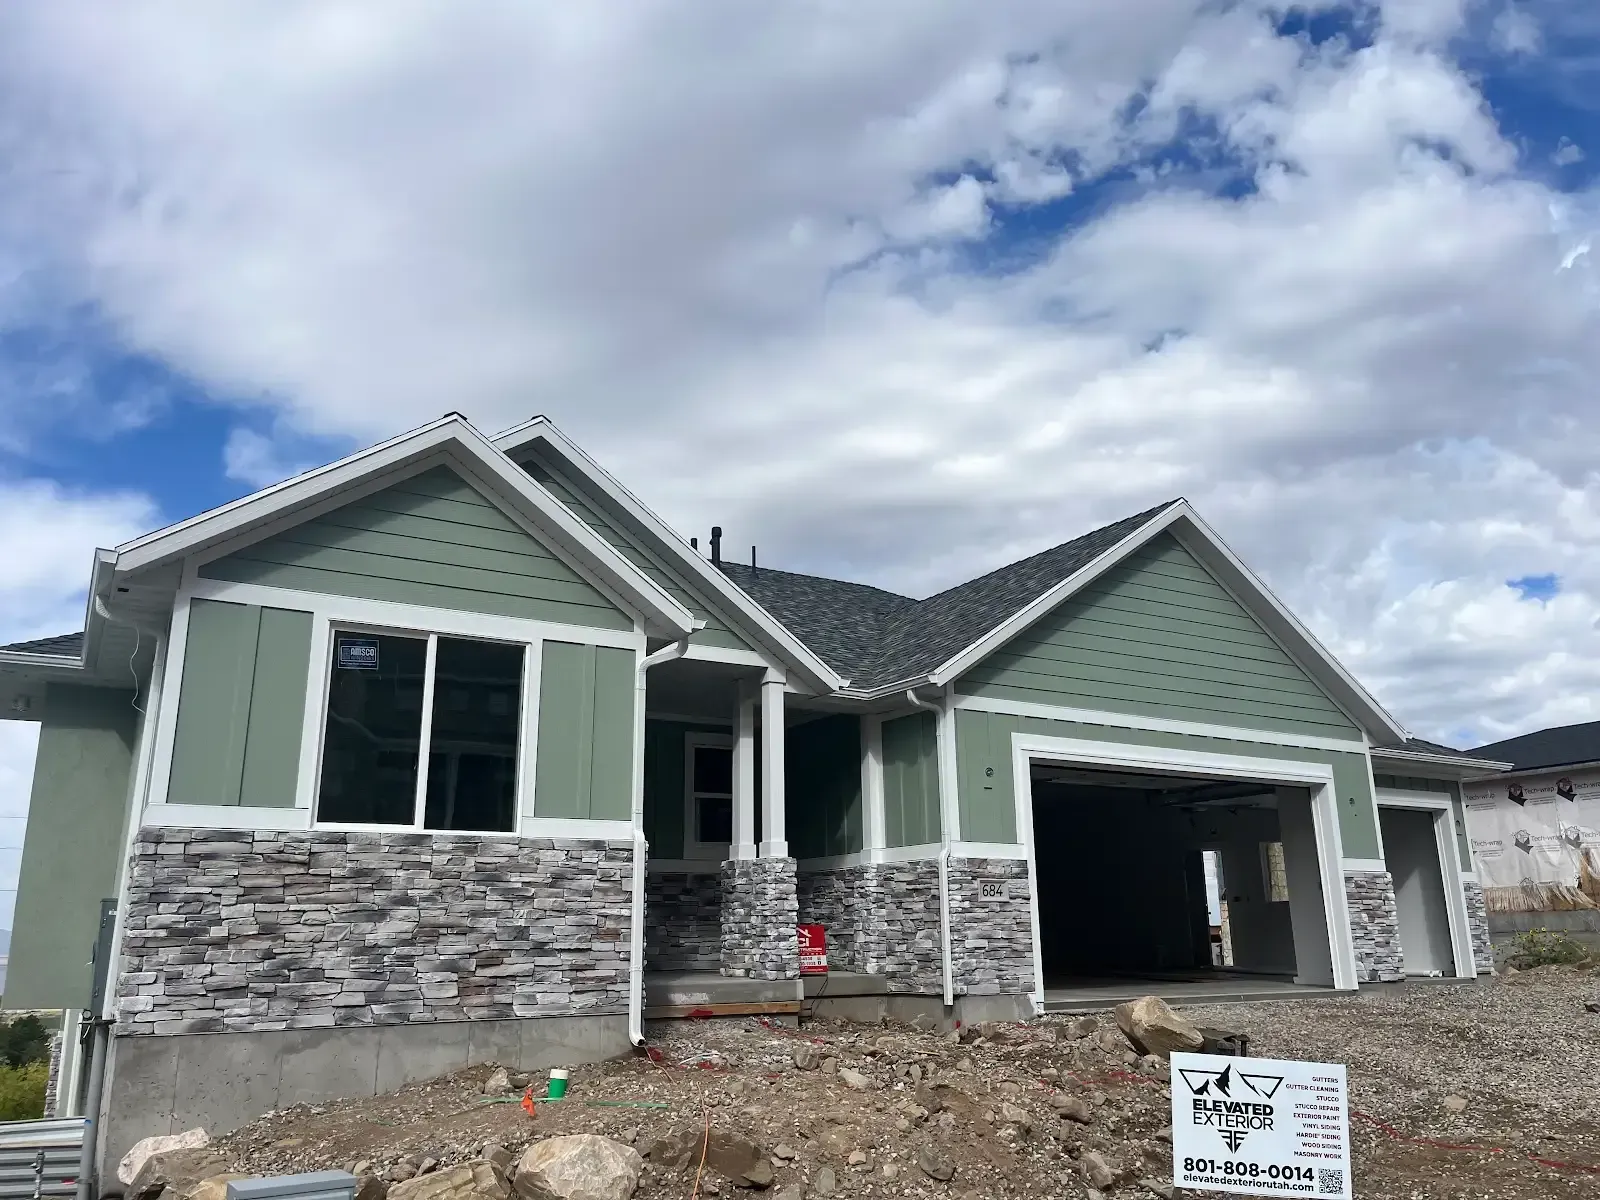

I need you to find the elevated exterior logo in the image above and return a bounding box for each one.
[1171,1052,1351,1199]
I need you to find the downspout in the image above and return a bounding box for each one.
[906,689,954,1009]
[81,596,166,1200]
[629,625,702,1046]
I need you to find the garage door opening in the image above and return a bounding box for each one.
[1378,806,1456,977]
[1031,760,1338,1006]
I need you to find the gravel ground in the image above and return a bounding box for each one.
[213,965,1600,1200]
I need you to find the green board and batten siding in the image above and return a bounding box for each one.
[956,533,1357,739]
[789,715,864,859]
[534,641,635,821]
[6,685,138,1009]
[201,465,631,631]
[516,452,752,652]
[166,599,313,808]
[882,712,941,847]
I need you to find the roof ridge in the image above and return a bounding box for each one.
[717,560,916,606]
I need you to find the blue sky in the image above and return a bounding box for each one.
[2,1,1600,926]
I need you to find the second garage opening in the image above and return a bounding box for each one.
[1030,760,1337,999]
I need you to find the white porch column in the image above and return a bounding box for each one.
[730,679,758,860]
[862,714,885,856]
[759,670,788,858]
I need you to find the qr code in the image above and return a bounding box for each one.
[1318,1168,1345,1195]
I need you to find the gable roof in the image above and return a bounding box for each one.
[1470,720,1600,773]
[492,416,845,693]
[718,501,1172,690]
[722,498,1409,742]
[110,414,696,638]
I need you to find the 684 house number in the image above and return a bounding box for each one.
[1183,1158,1317,1184]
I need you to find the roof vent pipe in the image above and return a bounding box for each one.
[690,537,698,552]
[751,545,757,573]
[710,526,722,566]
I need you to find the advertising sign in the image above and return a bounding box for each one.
[796,924,827,975]
[1171,1052,1351,1198]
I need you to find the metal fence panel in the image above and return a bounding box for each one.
[0,1118,86,1200]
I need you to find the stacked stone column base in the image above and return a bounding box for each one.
[1344,869,1405,982]
[1462,879,1493,974]
[720,857,799,980]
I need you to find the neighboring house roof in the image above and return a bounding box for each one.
[1470,720,1600,773]
[719,501,1173,690]
[0,633,84,659]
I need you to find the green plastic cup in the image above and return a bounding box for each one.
[547,1068,569,1100]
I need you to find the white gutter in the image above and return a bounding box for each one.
[628,626,702,1046]
[906,689,954,1009]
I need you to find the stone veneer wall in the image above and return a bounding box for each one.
[644,871,722,973]
[796,867,868,973]
[1462,879,1493,974]
[720,857,799,980]
[43,1031,62,1118]
[796,862,945,989]
[117,829,632,1035]
[1343,869,1405,983]
[948,857,1035,996]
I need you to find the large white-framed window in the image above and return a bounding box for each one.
[683,731,734,860]
[314,624,529,834]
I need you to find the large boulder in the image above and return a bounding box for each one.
[183,1176,249,1200]
[128,1150,232,1200]
[514,1136,642,1200]
[390,1162,509,1200]
[1113,996,1203,1060]
[119,1131,211,1187]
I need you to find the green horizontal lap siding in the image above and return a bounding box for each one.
[167,599,312,808]
[788,715,863,859]
[518,454,751,651]
[882,712,942,847]
[956,534,1358,739]
[536,641,636,820]
[955,708,1381,858]
[1374,774,1472,871]
[7,684,137,1009]
[202,465,630,631]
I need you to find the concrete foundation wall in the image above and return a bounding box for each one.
[118,829,632,1034]
[100,1013,628,1190]
[644,870,722,972]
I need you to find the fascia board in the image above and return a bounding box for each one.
[926,502,1183,688]
[1371,749,1515,776]
[113,414,466,572]
[492,418,844,692]
[109,414,695,638]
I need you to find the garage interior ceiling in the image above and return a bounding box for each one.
[1029,763,1277,809]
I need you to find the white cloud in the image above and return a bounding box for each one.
[0,2,1596,749]
[1490,5,1543,55]
[1553,137,1586,167]
[223,427,320,490]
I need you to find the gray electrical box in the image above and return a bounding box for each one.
[227,1172,357,1200]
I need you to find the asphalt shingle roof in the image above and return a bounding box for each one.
[1470,721,1600,773]
[0,632,84,659]
[1370,737,1482,761]
[720,500,1178,688]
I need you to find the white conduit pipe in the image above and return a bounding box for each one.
[905,689,955,1008]
[628,627,701,1046]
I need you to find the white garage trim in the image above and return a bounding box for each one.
[1011,732,1361,1012]
[1375,788,1477,978]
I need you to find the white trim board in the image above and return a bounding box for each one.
[1375,792,1478,978]
[1010,731,1361,1011]
[952,693,1369,755]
